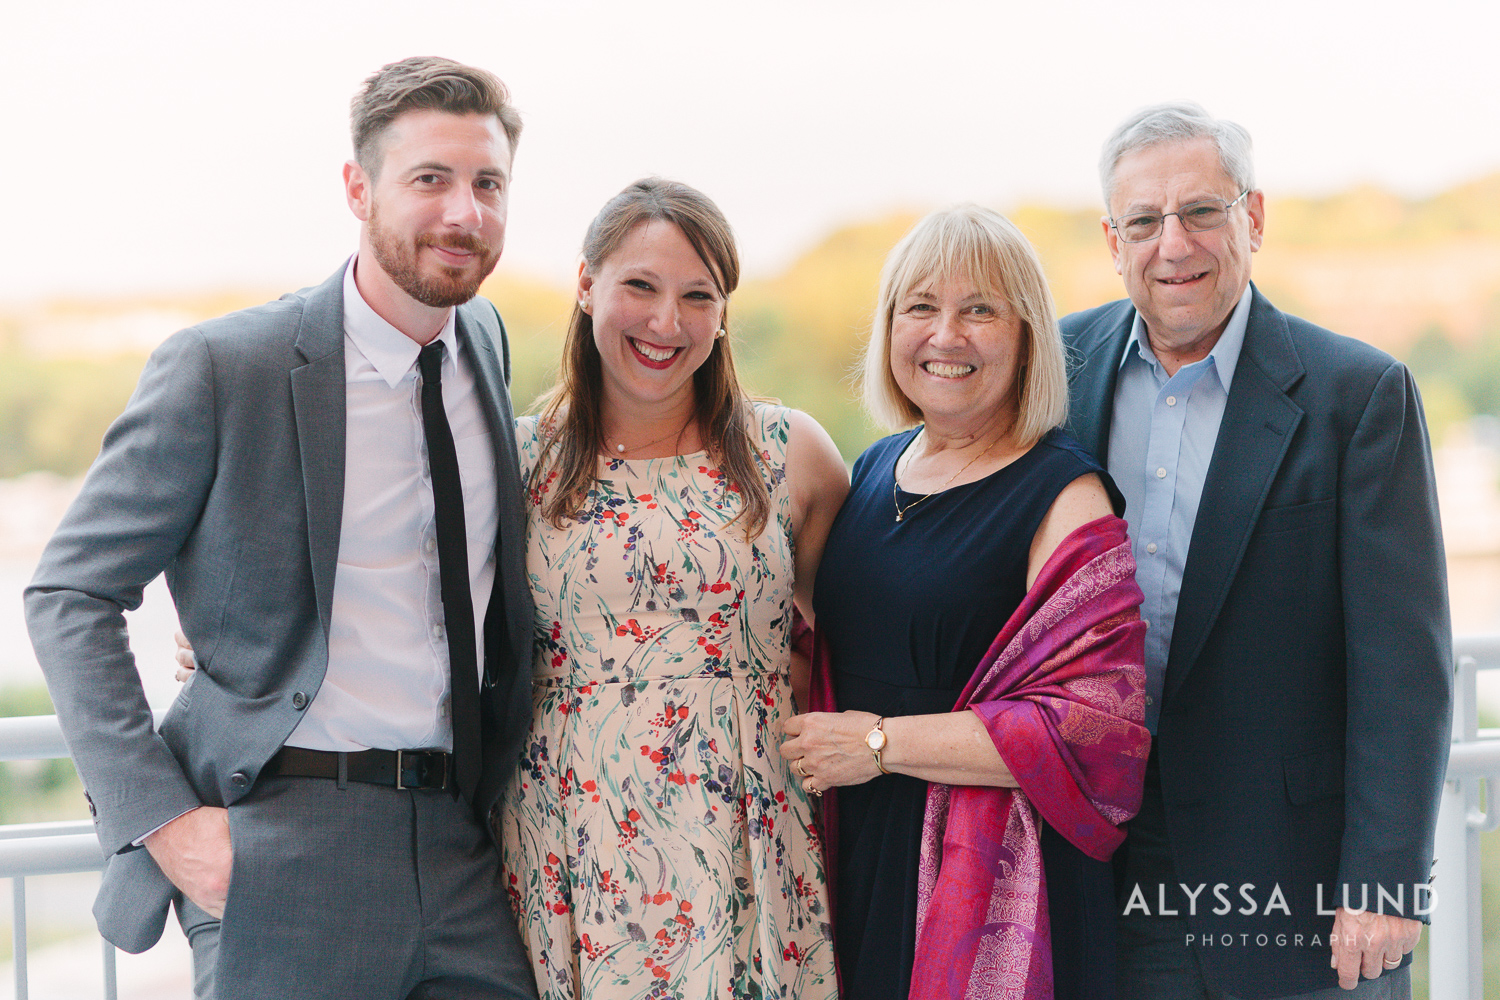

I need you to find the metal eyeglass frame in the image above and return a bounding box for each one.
[1109,190,1252,243]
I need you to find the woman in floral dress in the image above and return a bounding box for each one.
[496,178,848,1000]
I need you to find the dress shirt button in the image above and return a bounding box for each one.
[230,772,249,788]
[1166,396,1177,406]
[291,691,308,710]
[1156,467,1167,479]
[1145,695,1155,706]
[1146,542,1158,555]
[432,623,445,640]
[425,537,438,554]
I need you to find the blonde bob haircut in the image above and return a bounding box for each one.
[861,205,1068,446]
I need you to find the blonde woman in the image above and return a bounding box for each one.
[781,205,1150,999]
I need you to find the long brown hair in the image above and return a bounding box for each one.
[534,178,770,538]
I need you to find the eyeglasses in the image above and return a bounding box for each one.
[1109,190,1251,244]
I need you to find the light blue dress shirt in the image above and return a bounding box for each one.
[1107,285,1253,732]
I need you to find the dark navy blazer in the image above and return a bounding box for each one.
[1062,285,1452,998]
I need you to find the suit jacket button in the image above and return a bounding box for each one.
[292,691,308,710]
[230,772,250,788]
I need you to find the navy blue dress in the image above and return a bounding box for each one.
[813,428,1119,1000]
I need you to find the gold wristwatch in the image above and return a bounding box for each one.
[865,717,890,774]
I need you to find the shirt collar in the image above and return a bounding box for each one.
[342,255,460,389]
[1118,283,1254,391]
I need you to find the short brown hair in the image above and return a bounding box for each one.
[350,56,522,176]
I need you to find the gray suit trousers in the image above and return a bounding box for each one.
[177,775,536,1000]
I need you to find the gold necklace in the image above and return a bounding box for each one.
[605,420,690,457]
[892,432,1003,523]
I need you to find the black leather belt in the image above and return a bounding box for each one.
[264,746,452,791]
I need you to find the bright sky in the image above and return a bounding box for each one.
[4,0,1498,302]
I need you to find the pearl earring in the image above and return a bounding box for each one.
[715,328,727,339]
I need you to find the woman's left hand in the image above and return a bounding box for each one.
[173,630,197,683]
[779,710,884,795]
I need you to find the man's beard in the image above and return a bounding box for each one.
[367,207,499,308]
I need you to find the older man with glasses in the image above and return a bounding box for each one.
[1062,102,1452,1000]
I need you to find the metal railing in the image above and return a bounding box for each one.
[1430,634,1500,1000]
[1,647,1498,1000]
[0,712,168,1000]
[0,821,112,1000]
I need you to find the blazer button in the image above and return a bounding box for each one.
[292,691,308,710]
[230,772,250,788]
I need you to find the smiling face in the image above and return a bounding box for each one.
[1104,137,1264,367]
[580,219,726,416]
[346,109,512,314]
[888,273,1026,436]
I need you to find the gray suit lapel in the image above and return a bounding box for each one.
[1164,286,1306,698]
[290,269,348,641]
[456,301,531,682]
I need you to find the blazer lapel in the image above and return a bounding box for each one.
[290,268,348,641]
[1164,287,1306,698]
[456,302,531,684]
[1066,301,1135,463]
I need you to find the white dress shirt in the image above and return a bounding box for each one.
[285,256,498,752]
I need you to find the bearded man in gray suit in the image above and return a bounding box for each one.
[25,57,539,1000]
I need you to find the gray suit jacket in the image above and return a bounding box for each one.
[24,266,534,952]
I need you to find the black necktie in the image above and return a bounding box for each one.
[417,342,482,803]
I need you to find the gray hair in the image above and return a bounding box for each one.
[1099,101,1255,207]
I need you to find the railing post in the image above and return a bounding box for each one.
[1431,779,1478,999]
[11,875,27,1000]
[1430,653,1484,1000]
[102,934,117,1000]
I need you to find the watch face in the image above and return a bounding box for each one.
[865,728,886,752]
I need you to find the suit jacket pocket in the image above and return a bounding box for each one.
[1283,746,1345,805]
[1256,498,1335,537]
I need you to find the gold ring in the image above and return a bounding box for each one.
[1383,958,1401,969]
[794,758,808,777]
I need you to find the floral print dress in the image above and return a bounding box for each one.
[498,403,837,1000]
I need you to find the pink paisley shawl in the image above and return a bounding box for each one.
[908,514,1149,1000]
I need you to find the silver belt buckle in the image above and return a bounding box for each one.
[394,749,448,790]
